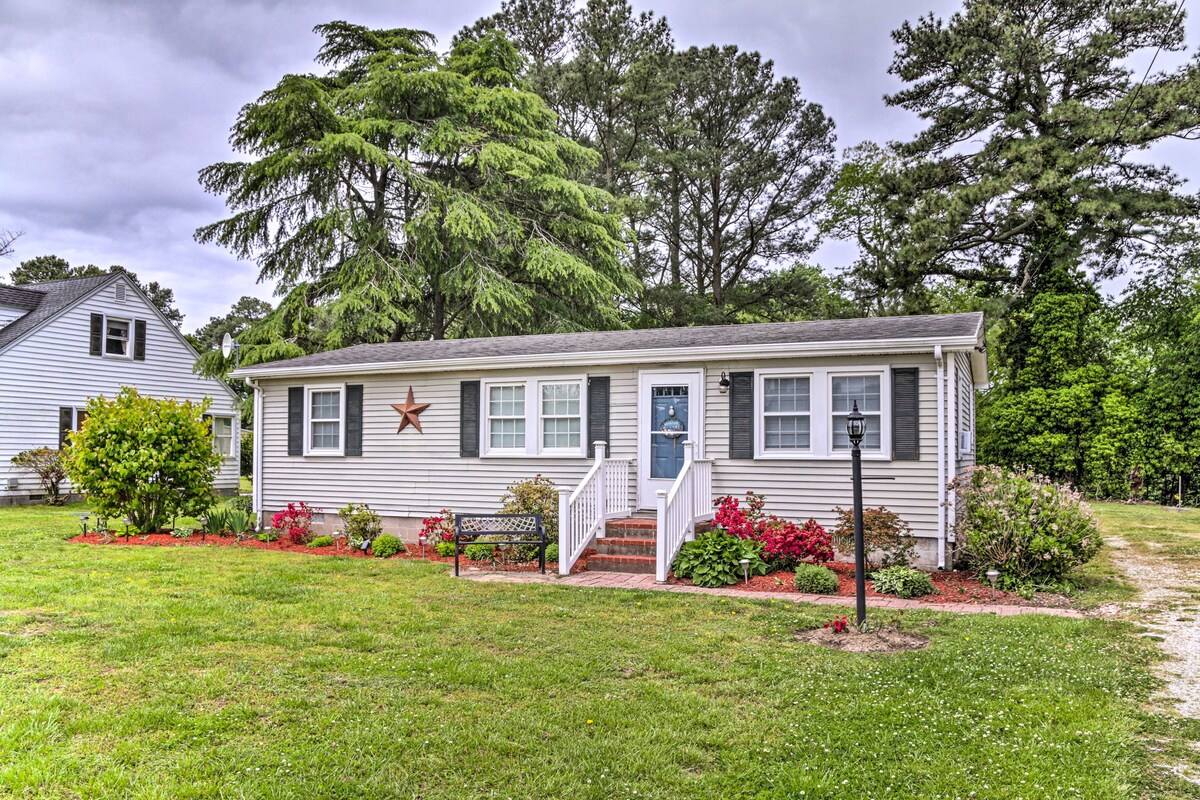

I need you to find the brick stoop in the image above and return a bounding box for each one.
[585,517,714,575]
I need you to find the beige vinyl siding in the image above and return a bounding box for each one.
[257,352,953,542]
[0,276,240,498]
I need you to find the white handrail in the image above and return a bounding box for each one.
[655,440,712,582]
[557,443,633,575]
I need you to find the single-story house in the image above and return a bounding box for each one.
[236,313,984,578]
[0,272,241,503]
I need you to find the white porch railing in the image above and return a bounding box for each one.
[557,442,633,575]
[655,440,715,582]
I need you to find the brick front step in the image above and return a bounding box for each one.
[594,536,656,557]
[605,518,657,538]
[585,554,656,574]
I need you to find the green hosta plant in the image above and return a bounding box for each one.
[672,531,767,588]
[64,388,221,532]
[870,566,934,599]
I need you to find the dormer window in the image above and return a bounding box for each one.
[105,318,130,356]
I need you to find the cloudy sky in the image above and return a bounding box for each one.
[2,0,1199,331]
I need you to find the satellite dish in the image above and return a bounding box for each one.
[220,332,234,359]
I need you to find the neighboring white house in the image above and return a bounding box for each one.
[0,272,241,503]
[234,313,985,576]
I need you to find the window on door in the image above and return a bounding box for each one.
[650,385,690,479]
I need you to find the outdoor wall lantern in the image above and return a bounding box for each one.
[846,401,867,627]
[718,372,731,394]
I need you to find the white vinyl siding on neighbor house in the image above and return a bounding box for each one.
[254,353,947,546]
[0,276,241,499]
[0,305,27,327]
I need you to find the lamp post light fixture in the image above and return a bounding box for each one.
[739,557,751,584]
[846,401,868,627]
[985,569,1000,599]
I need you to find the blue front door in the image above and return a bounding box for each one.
[650,386,690,479]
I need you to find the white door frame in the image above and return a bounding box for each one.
[637,368,705,509]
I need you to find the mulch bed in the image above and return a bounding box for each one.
[793,624,930,653]
[67,532,594,574]
[672,560,1075,608]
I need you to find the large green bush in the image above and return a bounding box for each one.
[371,534,405,558]
[65,388,221,532]
[951,466,1102,589]
[672,531,767,588]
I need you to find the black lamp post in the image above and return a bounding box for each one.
[846,401,868,627]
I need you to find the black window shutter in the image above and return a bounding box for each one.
[287,387,304,456]
[728,371,755,459]
[460,380,480,457]
[133,320,146,361]
[586,376,610,458]
[89,314,103,356]
[345,384,363,457]
[58,407,74,449]
[891,367,920,461]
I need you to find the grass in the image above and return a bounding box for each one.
[0,504,1197,798]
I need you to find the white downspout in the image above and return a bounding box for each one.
[934,345,946,570]
[249,378,264,520]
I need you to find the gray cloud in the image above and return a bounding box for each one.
[2,0,1198,327]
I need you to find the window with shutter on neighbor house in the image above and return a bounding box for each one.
[211,416,234,457]
[105,318,130,356]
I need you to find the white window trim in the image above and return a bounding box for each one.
[753,367,893,461]
[481,375,588,458]
[103,315,133,360]
[755,369,815,457]
[304,384,345,457]
[211,415,236,459]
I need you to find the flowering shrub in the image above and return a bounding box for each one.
[713,493,833,568]
[823,616,850,633]
[421,509,457,556]
[950,466,1101,589]
[339,502,382,549]
[831,506,916,569]
[271,502,316,545]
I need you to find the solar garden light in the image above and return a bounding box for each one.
[846,401,868,627]
[739,557,751,584]
[418,530,428,557]
[986,569,1000,599]
[78,514,89,536]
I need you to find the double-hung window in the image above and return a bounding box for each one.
[762,376,810,452]
[540,382,581,452]
[831,374,882,451]
[211,416,235,458]
[105,318,130,356]
[307,387,344,454]
[488,384,526,452]
[483,377,586,456]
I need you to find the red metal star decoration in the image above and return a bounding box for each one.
[391,386,430,433]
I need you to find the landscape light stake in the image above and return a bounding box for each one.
[79,514,89,536]
[846,401,868,627]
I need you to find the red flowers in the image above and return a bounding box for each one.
[713,493,833,566]
[270,502,315,545]
[421,508,456,542]
[824,616,850,633]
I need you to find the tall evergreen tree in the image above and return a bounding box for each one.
[196,23,632,362]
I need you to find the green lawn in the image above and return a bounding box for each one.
[0,503,1196,799]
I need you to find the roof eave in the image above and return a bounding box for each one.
[232,333,985,381]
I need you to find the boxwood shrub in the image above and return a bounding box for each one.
[793,563,838,594]
[370,534,405,558]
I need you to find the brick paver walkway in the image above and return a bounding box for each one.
[457,569,1084,617]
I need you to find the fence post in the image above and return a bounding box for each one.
[655,488,668,583]
[594,440,608,537]
[682,440,696,542]
[557,487,571,576]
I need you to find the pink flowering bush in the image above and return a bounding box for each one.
[950,466,1101,589]
[713,493,833,569]
[270,502,316,545]
[421,508,457,556]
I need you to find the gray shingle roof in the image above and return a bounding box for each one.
[242,312,984,374]
[0,274,118,351]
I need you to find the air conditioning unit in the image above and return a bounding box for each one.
[5,477,18,490]
[958,430,974,456]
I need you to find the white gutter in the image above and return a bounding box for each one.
[232,334,982,381]
[934,345,947,570]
